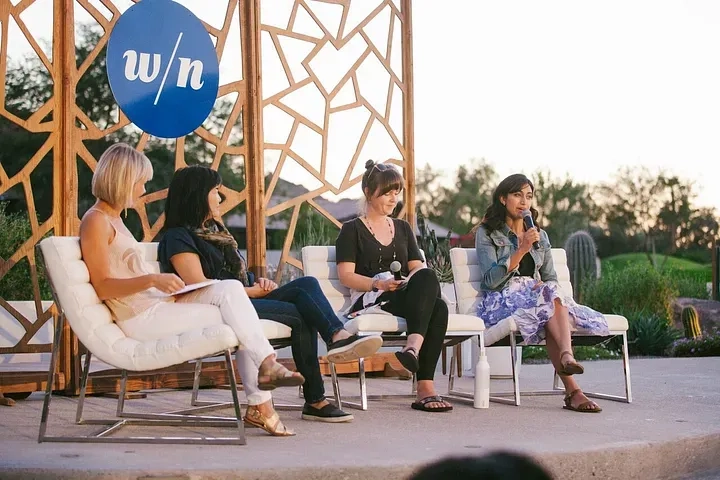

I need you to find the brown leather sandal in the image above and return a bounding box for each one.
[557,350,584,376]
[257,362,305,391]
[244,406,295,436]
[563,389,602,413]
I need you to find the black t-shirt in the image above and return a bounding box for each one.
[518,252,536,277]
[157,227,255,285]
[335,218,423,278]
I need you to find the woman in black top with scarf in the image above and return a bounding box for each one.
[336,161,452,413]
[158,165,382,435]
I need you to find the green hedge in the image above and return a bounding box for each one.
[0,203,51,301]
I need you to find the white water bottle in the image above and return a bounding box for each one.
[474,349,490,409]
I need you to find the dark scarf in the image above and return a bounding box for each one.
[193,219,250,286]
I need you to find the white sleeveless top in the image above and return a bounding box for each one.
[89,209,173,321]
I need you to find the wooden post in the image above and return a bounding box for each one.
[241,0,266,277]
[55,0,80,395]
[401,0,416,229]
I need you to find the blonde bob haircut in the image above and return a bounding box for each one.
[91,143,153,208]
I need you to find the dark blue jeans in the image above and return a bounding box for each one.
[251,276,345,404]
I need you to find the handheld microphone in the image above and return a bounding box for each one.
[390,261,403,281]
[521,210,540,250]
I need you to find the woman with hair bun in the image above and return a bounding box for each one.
[335,160,453,413]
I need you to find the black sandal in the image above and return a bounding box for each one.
[411,395,453,413]
[395,347,419,373]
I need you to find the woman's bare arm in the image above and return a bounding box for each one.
[337,262,375,292]
[169,253,209,284]
[79,212,162,300]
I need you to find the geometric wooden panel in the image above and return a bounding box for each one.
[0,0,413,395]
[0,0,62,367]
[259,0,413,281]
[0,0,250,394]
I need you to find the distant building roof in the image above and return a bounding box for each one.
[225,177,457,238]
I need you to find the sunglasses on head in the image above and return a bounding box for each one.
[370,163,393,174]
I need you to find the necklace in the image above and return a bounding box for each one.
[364,216,397,267]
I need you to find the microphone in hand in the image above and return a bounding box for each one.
[390,261,403,281]
[521,210,540,250]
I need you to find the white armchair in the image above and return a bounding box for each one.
[450,247,632,406]
[301,246,485,411]
[37,236,250,444]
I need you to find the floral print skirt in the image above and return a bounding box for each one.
[477,276,609,345]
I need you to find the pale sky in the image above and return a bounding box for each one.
[5,0,720,208]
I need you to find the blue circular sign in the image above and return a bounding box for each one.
[106,0,219,139]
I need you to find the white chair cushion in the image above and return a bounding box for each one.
[261,319,293,339]
[483,314,628,346]
[39,237,239,372]
[342,312,485,335]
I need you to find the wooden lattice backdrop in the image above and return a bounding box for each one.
[0,0,414,396]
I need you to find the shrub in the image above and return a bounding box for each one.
[582,263,677,324]
[670,329,720,357]
[621,309,681,356]
[0,203,52,300]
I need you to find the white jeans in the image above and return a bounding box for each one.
[117,280,274,405]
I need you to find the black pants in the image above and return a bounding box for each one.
[252,277,345,404]
[356,269,449,382]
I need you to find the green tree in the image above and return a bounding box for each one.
[599,167,718,265]
[532,171,597,246]
[415,158,497,235]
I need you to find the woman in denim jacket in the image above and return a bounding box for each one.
[474,174,607,413]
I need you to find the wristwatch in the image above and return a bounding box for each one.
[371,279,379,292]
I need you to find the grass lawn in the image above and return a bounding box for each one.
[603,253,711,273]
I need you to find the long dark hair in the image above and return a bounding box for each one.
[477,173,539,233]
[164,165,222,229]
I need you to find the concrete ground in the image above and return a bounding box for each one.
[0,357,719,480]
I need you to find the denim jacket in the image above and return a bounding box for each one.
[474,224,558,292]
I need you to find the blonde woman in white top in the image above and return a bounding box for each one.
[79,143,304,394]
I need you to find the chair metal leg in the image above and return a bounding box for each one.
[455,343,462,377]
[223,350,246,444]
[330,361,342,410]
[358,357,368,410]
[75,352,92,424]
[190,358,203,406]
[117,370,128,416]
[179,354,302,415]
[489,334,522,406]
[489,333,633,405]
[38,312,65,442]
[623,332,633,403]
[39,349,247,443]
[583,332,633,403]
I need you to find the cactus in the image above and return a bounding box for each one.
[564,230,598,300]
[416,208,453,283]
[681,306,702,339]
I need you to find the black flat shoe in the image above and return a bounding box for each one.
[394,347,419,373]
[301,403,354,423]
